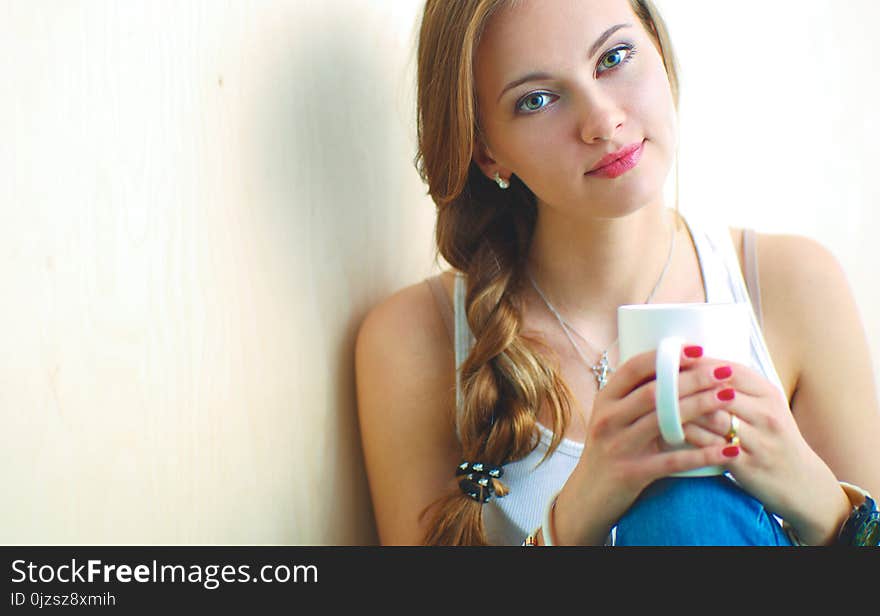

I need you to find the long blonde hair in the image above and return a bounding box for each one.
[414,0,681,545]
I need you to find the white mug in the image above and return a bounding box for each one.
[617,302,751,477]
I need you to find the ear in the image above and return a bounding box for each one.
[472,138,511,183]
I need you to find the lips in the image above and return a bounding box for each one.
[587,140,645,173]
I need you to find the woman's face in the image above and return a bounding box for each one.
[473,0,678,219]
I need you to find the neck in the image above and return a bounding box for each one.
[524,202,678,335]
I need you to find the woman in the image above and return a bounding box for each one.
[354,0,880,545]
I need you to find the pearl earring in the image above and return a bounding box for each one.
[493,172,510,190]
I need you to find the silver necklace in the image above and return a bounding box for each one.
[527,217,677,391]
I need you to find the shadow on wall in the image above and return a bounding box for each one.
[249,5,414,544]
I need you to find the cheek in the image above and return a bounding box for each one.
[644,59,677,123]
[628,70,676,147]
[509,108,584,156]
[504,126,582,184]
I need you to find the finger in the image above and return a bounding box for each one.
[643,443,735,479]
[677,360,736,399]
[713,394,772,454]
[677,387,737,426]
[613,372,724,430]
[715,387,780,429]
[627,402,731,450]
[604,343,706,401]
[724,414,760,457]
[601,349,657,401]
[685,409,734,439]
[682,422,728,448]
[581,380,656,441]
[625,396,730,449]
[709,360,780,400]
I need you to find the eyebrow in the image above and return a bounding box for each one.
[496,22,633,103]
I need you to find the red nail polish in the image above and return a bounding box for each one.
[722,445,740,458]
[684,345,703,358]
[713,365,733,380]
[716,388,735,402]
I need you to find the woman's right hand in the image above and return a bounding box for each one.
[550,345,739,545]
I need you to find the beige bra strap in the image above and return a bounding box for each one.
[742,228,763,330]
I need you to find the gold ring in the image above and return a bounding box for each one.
[725,414,740,446]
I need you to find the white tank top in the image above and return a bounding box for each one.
[451,211,786,545]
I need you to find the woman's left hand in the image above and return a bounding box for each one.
[682,357,851,545]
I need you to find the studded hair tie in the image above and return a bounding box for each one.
[456,461,504,503]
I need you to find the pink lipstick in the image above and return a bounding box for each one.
[586,140,644,179]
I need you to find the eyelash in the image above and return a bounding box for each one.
[514,43,638,116]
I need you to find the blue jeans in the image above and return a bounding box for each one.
[613,475,793,546]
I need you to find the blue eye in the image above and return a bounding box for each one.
[515,91,559,115]
[598,45,637,74]
[512,44,636,116]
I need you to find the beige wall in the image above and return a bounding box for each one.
[3,0,878,544]
[2,0,434,545]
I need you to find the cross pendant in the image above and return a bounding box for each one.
[591,350,613,390]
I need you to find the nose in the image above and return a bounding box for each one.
[576,89,625,143]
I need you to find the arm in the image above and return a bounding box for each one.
[760,233,880,542]
[354,282,462,545]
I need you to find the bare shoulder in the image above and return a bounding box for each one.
[726,225,842,289]
[751,231,853,338]
[354,272,460,544]
[750,229,868,373]
[728,225,839,272]
[754,232,843,294]
[356,275,455,379]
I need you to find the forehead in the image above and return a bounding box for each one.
[476,0,640,77]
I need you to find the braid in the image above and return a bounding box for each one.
[420,173,576,545]
[414,0,679,545]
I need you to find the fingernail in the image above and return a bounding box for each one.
[713,365,733,380]
[716,388,736,402]
[683,345,703,358]
[722,445,740,458]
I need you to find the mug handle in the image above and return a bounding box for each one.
[655,336,686,446]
